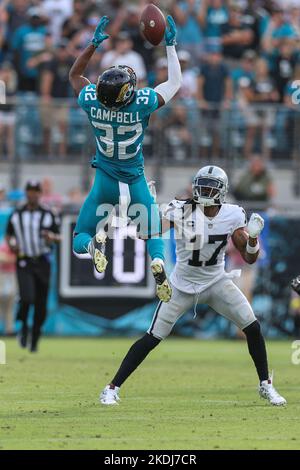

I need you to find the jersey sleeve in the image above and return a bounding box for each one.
[137,87,159,116]
[78,84,97,113]
[232,206,248,233]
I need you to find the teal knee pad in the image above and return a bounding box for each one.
[73,232,92,254]
[146,237,165,261]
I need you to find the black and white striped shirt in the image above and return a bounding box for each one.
[6,204,60,258]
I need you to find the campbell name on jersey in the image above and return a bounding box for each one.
[164,200,247,294]
[78,84,158,183]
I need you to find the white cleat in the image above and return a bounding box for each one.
[100,385,120,406]
[151,258,172,303]
[258,372,287,406]
[88,232,108,273]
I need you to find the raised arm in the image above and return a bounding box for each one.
[231,213,264,265]
[69,16,110,97]
[155,16,182,108]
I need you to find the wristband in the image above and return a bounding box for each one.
[246,241,259,254]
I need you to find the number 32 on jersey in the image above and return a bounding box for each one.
[88,88,150,160]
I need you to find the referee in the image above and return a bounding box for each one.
[6,181,60,352]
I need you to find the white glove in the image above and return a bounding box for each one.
[247,213,264,238]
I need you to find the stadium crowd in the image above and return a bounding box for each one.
[0,0,300,162]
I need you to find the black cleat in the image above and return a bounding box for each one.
[17,327,28,349]
[30,332,40,353]
[30,343,38,353]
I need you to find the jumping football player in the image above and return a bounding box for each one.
[101,166,287,406]
[69,16,182,302]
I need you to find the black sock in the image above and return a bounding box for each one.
[111,333,161,388]
[243,320,269,383]
[294,315,300,337]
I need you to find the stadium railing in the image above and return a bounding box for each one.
[1,97,300,171]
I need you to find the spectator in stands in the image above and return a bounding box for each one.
[237,0,262,52]
[109,4,156,73]
[26,33,54,83]
[150,56,169,93]
[220,0,255,62]
[0,1,8,63]
[5,0,29,37]
[198,0,229,43]
[197,43,233,158]
[70,1,130,52]
[231,49,256,95]
[0,239,16,335]
[171,0,204,60]
[40,177,63,212]
[42,0,73,45]
[85,49,104,84]
[65,187,85,210]
[262,4,298,52]
[100,31,147,84]
[289,4,300,40]
[71,12,103,51]
[233,155,275,205]
[0,61,17,161]
[62,0,87,41]
[39,39,73,157]
[97,0,127,35]
[284,63,300,108]
[240,57,279,158]
[162,102,193,162]
[269,39,300,102]
[178,49,199,100]
[0,185,10,209]
[11,6,50,93]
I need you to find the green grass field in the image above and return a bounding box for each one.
[0,337,299,450]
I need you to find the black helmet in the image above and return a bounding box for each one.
[96,65,136,109]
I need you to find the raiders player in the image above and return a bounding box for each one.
[100,166,286,406]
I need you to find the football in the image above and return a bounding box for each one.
[140,3,166,46]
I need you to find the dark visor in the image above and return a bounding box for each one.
[194,177,223,189]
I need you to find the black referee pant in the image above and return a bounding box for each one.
[16,256,51,345]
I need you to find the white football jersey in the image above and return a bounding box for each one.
[163,200,247,294]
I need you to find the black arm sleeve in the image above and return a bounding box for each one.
[5,214,15,237]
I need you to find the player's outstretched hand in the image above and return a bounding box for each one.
[165,15,177,46]
[247,213,264,238]
[91,16,110,48]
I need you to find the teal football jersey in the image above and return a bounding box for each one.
[78,84,159,183]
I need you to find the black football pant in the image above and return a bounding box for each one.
[16,256,51,343]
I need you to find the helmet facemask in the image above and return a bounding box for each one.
[192,177,227,206]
